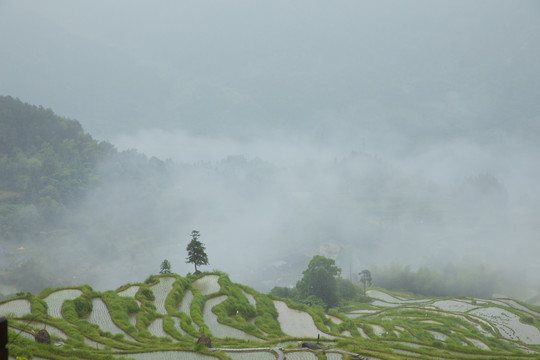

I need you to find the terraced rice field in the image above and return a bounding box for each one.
[326,314,343,324]
[0,299,31,317]
[172,317,189,336]
[192,275,220,295]
[203,295,261,340]
[117,285,140,298]
[118,285,142,309]
[357,327,368,338]
[344,289,540,357]
[224,350,276,360]
[370,324,385,336]
[466,337,490,350]
[326,352,343,360]
[394,341,422,349]
[179,290,194,314]
[147,318,173,339]
[367,290,427,304]
[431,299,477,312]
[274,300,334,339]
[7,272,540,360]
[392,348,421,357]
[128,313,137,326]
[177,290,199,331]
[283,350,318,360]
[495,299,540,317]
[427,330,448,341]
[150,277,175,314]
[43,289,82,318]
[470,306,540,344]
[84,337,106,349]
[117,351,217,359]
[242,290,256,307]
[88,298,135,341]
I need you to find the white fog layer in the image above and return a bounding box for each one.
[0,1,539,297]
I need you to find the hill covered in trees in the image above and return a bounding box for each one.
[0,96,116,240]
[0,96,171,294]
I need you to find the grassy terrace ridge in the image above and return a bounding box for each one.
[1,272,540,359]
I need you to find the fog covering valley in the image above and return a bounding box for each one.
[1,1,539,301]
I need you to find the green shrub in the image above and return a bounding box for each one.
[144,275,158,285]
[62,299,79,323]
[140,287,155,301]
[73,296,93,318]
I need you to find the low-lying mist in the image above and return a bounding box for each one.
[1,0,539,301]
[34,126,539,301]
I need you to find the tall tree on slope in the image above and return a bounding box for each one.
[186,230,209,273]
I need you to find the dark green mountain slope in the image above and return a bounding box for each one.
[0,96,114,240]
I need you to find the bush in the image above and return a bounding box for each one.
[140,288,155,301]
[73,296,93,318]
[144,275,158,285]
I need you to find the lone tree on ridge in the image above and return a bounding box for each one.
[160,259,171,274]
[186,230,209,273]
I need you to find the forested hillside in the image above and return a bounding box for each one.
[0,96,116,240]
[0,97,174,294]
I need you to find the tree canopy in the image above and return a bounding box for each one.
[296,255,341,308]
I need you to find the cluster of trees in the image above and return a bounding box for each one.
[271,255,371,309]
[372,262,496,298]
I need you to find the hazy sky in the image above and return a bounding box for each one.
[1,1,539,294]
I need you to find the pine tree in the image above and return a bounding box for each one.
[186,230,209,273]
